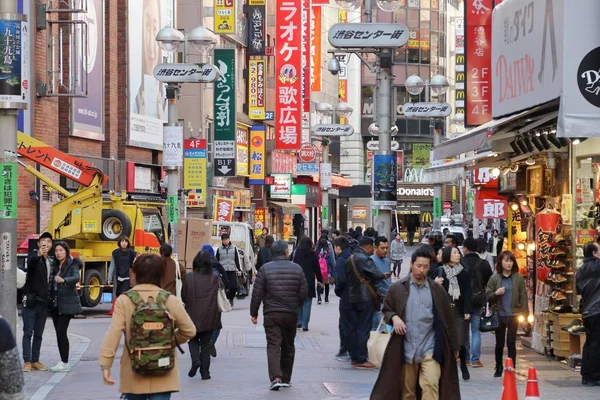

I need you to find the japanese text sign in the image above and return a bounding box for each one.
[337,10,348,125]
[276,0,302,150]
[215,197,235,222]
[328,23,409,48]
[184,139,207,208]
[475,198,508,219]
[402,103,452,118]
[154,63,219,84]
[214,0,235,35]
[271,151,297,177]
[0,18,28,105]
[248,59,266,120]
[474,168,498,188]
[249,125,266,184]
[214,49,236,141]
[166,195,178,224]
[466,0,492,126]
[247,4,266,55]
[236,125,249,176]
[162,126,183,167]
[270,174,292,198]
[0,163,17,219]
[310,6,322,92]
[302,0,311,113]
[455,17,466,118]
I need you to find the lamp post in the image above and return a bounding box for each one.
[155,26,218,258]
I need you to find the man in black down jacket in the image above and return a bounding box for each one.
[333,236,353,361]
[250,240,308,391]
[576,243,600,386]
[346,236,390,369]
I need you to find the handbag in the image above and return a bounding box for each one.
[367,317,391,367]
[175,259,183,300]
[349,255,383,310]
[217,277,232,313]
[479,303,501,332]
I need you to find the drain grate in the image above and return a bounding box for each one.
[323,382,373,395]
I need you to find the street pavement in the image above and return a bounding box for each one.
[17,246,600,399]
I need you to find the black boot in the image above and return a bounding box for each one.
[494,364,503,378]
[459,347,470,381]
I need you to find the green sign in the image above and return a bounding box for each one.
[433,197,442,219]
[0,163,17,219]
[322,206,329,221]
[166,195,179,224]
[467,191,474,214]
[412,143,432,168]
[213,49,236,141]
[372,208,379,217]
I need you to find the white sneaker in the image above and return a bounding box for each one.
[50,361,71,372]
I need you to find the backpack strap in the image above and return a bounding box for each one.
[154,289,171,306]
[125,289,144,306]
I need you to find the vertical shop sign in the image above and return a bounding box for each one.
[214,49,236,141]
[236,125,249,176]
[248,59,266,120]
[184,139,207,208]
[454,17,466,118]
[412,143,431,168]
[162,126,183,167]
[275,0,302,150]
[215,197,235,222]
[433,197,442,219]
[310,6,322,92]
[0,163,17,219]
[301,0,311,144]
[475,198,507,218]
[372,154,397,206]
[214,0,236,34]
[254,207,266,236]
[337,10,349,125]
[166,195,178,224]
[247,2,266,55]
[0,18,28,106]
[271,151,297,176]
[249,126,266,184]
[396,151,404,182]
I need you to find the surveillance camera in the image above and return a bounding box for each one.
[328,58,340,75]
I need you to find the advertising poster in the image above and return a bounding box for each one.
[352,206,367,221]
[183,139,207,208]
[271,174,292,199]
[372,154,397,206]
[73,0,104,140]
[0,16,28,105]
[248,59,265,120]
[247,3,265,55]
[397,150,404,182]
[128,0,173,150]
[275,0,302,150]
[214,49,236,141]
[254,207,266,236]
[214,0,236,35]
[215,197,235,222]
[310,6,322,92]
[162,126,183,167]
[249,125,265,184]
[337,10,348,125]
[236,125,249,176]
[412,143,431,168]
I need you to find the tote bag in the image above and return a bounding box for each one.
[217,277,232,313]
[367,318,391,367]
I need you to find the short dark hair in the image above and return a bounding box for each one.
[160,243,173,257]
[419,244,437,261]
[39,232,53,241]
[463,237,478,253]
[374,236,388,247]
[441,246,457,264]
[192,250,213,274]
[411,247,433,264]
[321,229,329,237]
[355,226,363,233]
[584,243,599,258]
[476,238,488,253]
[263,227,269,233]
[53,241,71,260]
[444,234,457,246]
[271,240,289,258]
[358,236,374,247]
[117,235,131,248]
[365,227,376,237]
[265,235,274,246]
[495,251,519,274]
[334,236,350,250]
[443,228,449,234]
[331,229,340,236]
[221,233,230,240]
[133,254,163,286]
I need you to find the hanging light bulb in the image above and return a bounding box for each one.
[491,167,501,177]
[525,157,536,166]
[510,202,519,211]
[527,243,536,252]
[517,243,526,251]
[521,198,528,206]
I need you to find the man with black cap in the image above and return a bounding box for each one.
[216,233,242,306]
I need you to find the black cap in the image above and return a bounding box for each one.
[221,233,230,240]
[39,232,53,241]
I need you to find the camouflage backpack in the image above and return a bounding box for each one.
[125,289,176,376]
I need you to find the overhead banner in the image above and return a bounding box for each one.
[338,10,348,125]
[275,0,302,150]
[310,6,322,92]
[247,3,266,55]
[454,17,466,118]
[184,139,207,208]
[465,0,492,126]
[214,0,235,34]
[236,125,249,176]
[248,59,266,120]
[558,0,600,137]
[249,125,266,184]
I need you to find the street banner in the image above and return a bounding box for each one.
[247,4,266,55]
[214,0,235,34]
[535,209,561,282]
[275,0,302,150]
[0,163,17,219]
[249,126,266,184]
[215,197,235,222]
[492,0,563,118]
[320,162,332,190]
[162,126,183,167]
[214,49,236,141]
[372,154,397,206]
[337,10,349,125]
[397,151,404,182]
[248,59,266,120]
[271,151,297,176]
[73,0,103,140]
[301,0,311,144]
[465,0,492,126]
[236,125,249,176]
[454,16,465,119]
[16,0,31,142]
[0,17,28,106]
[558,0,600,137]
[310,6,322,92]
[129,0,173,150]
[183,139,207,208]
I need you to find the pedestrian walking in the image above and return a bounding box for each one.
[292,236,323,331]
[256,235,274,270]
[0,315,25,400]
[346,236,390,369]
[576,242,600,386]
[486,251,527,378]
[406,217,417,246]
[434,246,473,381]
[333,236,353,361]
[257,228,269,248]
[316,237,335,304]
[477,238,495,273]
[107,235,137,295]
[460,238,493,368]
[21,232,53,372]
[250,240,308,391]
[371,236,391,331]
[215,233,242,305]
[201,244,229,357]
[48,241,83,373]
[371,247,460,400]
[488,229,503,266]
[99,254,196,400]
[159,244,186,297]
[390,233,406,278]
[181,250,222,380]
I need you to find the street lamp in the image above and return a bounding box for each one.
[156,27,185,52]
[375,0,403,12]
[330,0,362,10]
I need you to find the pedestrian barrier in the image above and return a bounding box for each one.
[525,367,541,400]
[500,358,518,400]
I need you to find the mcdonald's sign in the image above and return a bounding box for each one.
[456,73,465,82]
[456,55,465,64]
[456,91,465,99]
[454,20,466,117]
[421,212,433,223]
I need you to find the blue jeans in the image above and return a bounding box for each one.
[122,393,171,400]
[211,328,221,345]
[297,297,312,329]
[22,301,48,363]
[349,301,374,364]
[467,308,482,363]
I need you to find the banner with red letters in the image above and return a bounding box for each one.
[215,197,235,222]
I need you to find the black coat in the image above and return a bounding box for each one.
[346,248,386,304]
[461,253,493,308]
[25,251,53,302]
[181,271,222,333]
[334,247,352,306]
[293,249,323,298]
[50,257,83,315]
[211,260,230,291]
[256,246,272,270]
[435,265,474,315]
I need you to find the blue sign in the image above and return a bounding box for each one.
[372,154,397,206]
[295,162,319,176]
[0,18,27,104]
[265,111,274,120]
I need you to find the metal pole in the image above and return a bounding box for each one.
[322,139,329,231]
[0,0,22,335]
[166,85,180,254]
[430,80,443,231]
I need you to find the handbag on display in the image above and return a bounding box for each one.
[479,303,500,332]
[367,317,391,367]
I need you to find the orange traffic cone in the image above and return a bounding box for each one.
[501,358,518,400]
[104,298,115,316]
[525,367,541,399]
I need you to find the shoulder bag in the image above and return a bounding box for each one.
[479,302,500,332]
[217,275,232,313]
[349,255,383,310]
[367,317,391,367]
[175,259,183,300]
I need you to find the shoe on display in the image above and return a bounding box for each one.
[554,274,568,284]
[561,318,582,331]
[555,292,567,301]
[49,361,70,373]
[31,361,48,371]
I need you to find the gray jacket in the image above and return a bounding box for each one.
[216,244,241,272]
[389,239,406,260]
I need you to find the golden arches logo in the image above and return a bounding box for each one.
[456,91,465,99]
[421,212,433,223]
[456,73,465,81]
[456,55,465,64]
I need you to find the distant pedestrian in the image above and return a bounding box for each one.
[353,226,363,240]
[107,235,137,296]
[216,233,242,305]
[477,238,494,272]
[371,236,391,331]
[390,233,406,278]
[316,237,335,304]
[488,229,502,266]
[48,241,83,373]
[256,235,274,270]
[159,243,186,297]
[406,218,416,246]
[331,230,340,240]
[250,240,308,391]
[371,247,460,400]
[99,254,196,399]
[22,232,53,372]
[333,237,353,361]
[201,244,229,357]
[292,236,323,331]
[486,251,527,378]
[182,251,222,380]
[258,228,269,249]
[0,316,25,400]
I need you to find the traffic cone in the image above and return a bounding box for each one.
[501,358,518,400]
[104,298,115,316]
[525,367,541,399]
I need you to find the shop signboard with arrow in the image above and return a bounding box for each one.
[214,140,236,177]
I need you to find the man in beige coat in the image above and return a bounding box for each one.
[99,254,196,399]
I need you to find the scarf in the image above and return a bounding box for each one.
[443,264,463,301]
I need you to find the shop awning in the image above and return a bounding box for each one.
[424,151,495,184]
[268,201,303,215]
[311,174,353,187]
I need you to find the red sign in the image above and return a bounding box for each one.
[264,176,275,185]
[298,143,318,162]
[473,168,498,189]
[475,198,507,219]
[275,0,302,150]
[301,0,311,113]
[396,151,404,181]
[466,0,493,126]
[215,197,235,222]
[271,151,297,176]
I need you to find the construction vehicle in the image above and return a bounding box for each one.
[17,133,169,308]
